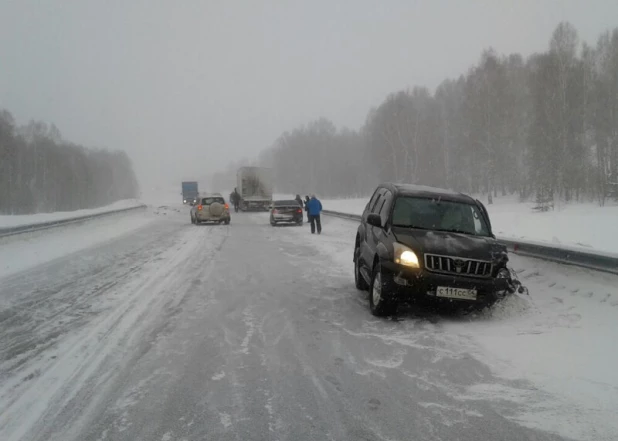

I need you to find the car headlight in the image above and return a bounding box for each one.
[183,199,187,203]
[393,242,420,268]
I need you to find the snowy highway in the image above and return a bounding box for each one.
[1,207,617,441]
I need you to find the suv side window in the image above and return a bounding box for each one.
[364,188,382,217]
[371,192,384,214]
[378,190,393,225]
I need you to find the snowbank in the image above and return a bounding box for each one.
[322,196,618,254]
[444,258,618,441]
[0,211,153,279]
[0,199,143,229]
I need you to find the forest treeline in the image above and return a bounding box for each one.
[215,22,618,205]
[0,110,139,214]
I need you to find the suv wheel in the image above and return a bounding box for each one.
[369,262,396,317]
[354,247,369,291]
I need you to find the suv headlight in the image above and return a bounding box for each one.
[393,242,420,268]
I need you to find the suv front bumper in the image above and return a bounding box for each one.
[381,261,510,306]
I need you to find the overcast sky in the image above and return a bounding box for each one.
[1,0,617,191]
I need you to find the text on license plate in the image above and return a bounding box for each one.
[436,286,477,300]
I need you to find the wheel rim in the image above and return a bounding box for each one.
[372,271,382,306]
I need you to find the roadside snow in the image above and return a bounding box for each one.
[0,199,143,228]
[291,215,618,441]
[0,211,153,279]
[445,258,618,441]
[322,196,618,254]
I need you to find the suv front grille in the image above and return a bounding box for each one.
[424,254,492,278]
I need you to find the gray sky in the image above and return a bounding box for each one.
[1,0,617,191]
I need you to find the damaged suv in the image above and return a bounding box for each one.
[354,183,519,316]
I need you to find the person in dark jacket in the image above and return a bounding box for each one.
[231,188,241,212]
[305,194,323,234]
[295,194,303,208]
[304,195,310,221]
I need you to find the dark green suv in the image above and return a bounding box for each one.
[354,183,515,316]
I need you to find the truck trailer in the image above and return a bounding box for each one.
[236,167,273,211]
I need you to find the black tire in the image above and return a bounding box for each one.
[270,218,277,227]
[369,261,397,317]
[354,246,369,291]
[195,218,201,225]
[224,219,230,225]
[190,214,195,224]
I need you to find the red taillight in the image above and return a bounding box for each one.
[273,209,279,214]
[197,205,203,211]
[297,208,302,213]
[224,203,229,209]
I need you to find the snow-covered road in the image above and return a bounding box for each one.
[0,207,616,440]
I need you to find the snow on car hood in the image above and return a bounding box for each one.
[392,227,505,262]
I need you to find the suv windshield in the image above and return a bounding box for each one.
[391,196,490,236]
[201,197,225,205]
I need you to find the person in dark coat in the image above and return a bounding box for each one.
[305,194,323,234]
[295,194,303,208]
[304,195,310,221]
[231,188,241,212]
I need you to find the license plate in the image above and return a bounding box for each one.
[436,286,477,300]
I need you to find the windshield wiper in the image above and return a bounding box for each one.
[392,224,432,230]
[434,228,477,236]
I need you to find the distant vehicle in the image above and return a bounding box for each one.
[181,181,199,205]
[354,183,519,316]
[237,167,273,211]
[190,193,231,225]
[270,200,303,226]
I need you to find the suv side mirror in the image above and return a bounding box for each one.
[367,213,382,228]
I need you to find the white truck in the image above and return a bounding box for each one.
[237,166,273,211]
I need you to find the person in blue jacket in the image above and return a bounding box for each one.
[306,194,323,234]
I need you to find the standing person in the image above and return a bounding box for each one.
[231,188,241,212]
[304,195,310,222]
[306,194,323,234]
[295,194,303,208]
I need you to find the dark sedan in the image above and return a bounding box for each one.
[270,200,303,226]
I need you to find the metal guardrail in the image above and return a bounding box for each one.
[322,209,618,276]
[322,210,363,222]
[0,204,147,239]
